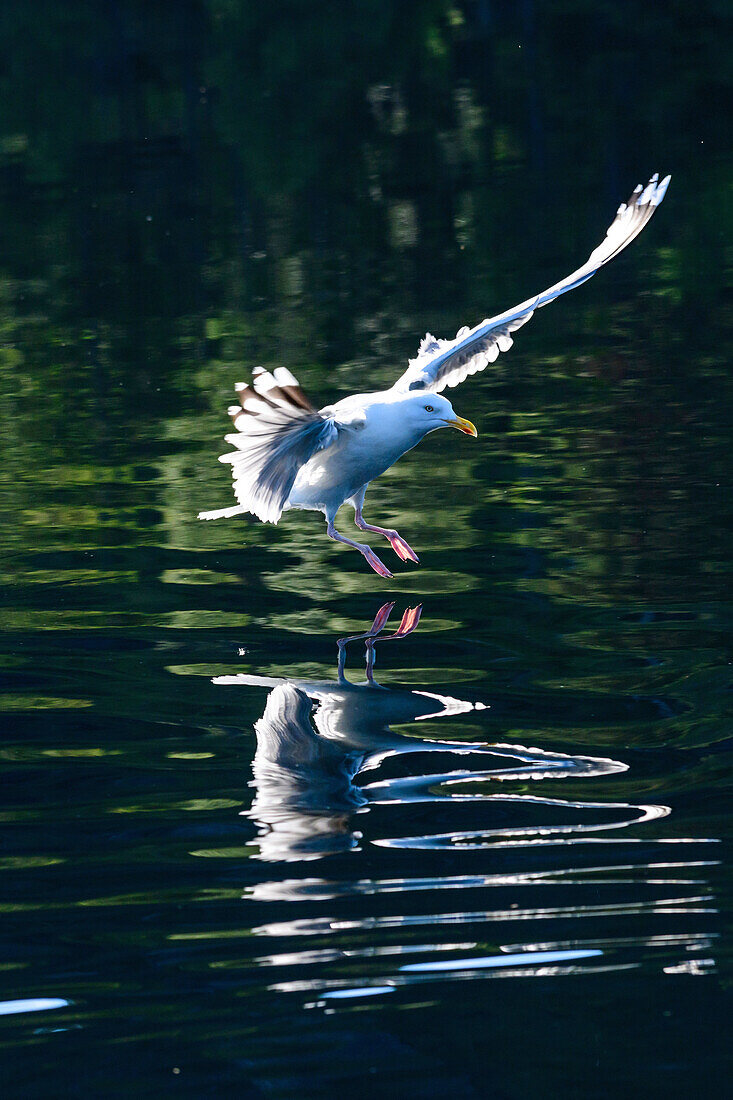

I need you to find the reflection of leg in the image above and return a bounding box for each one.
[383,605,423,640]
[365,605,423,684]
[337,602,395,683]
[326,519,393,579]
[353,505,419,564]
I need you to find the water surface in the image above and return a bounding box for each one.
[0,4,730,1096]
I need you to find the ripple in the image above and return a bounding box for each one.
[0,998,70,1016]
[246,859,720,903]
[372,795,671,849]
[252,895,715,940]
[399,947,604,973]
[320,986,395,1000]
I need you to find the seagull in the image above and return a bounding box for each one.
[199,172,670,577]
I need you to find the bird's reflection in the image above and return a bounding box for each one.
[216,603,485,860]
[216,603,629,862]
[206,605,719,997]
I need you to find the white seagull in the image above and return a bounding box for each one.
[199,172,670,577]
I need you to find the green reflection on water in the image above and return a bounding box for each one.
[0,3,730,1098]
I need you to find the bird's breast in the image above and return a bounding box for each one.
[337,426,414,486]
[288,423,416,509]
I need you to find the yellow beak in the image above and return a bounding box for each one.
[446,415,478,437]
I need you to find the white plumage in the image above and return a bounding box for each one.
[200,173,670,577]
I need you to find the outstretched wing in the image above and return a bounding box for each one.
[202,368,338,524]
[393,172,670,395]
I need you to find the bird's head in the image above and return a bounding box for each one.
[401,393,477,440]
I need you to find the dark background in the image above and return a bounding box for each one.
[0,3,730,1097]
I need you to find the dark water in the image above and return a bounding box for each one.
[0,4,731,1097]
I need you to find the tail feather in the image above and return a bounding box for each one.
[200,369,324,524]
[198,506,246,521]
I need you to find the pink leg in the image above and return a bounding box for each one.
[326,520,393,579]
[353,507,419,564]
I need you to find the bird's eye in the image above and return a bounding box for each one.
[424,404,434,412]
